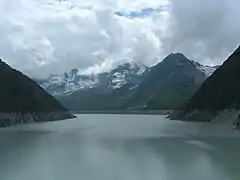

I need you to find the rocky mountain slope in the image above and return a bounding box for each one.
[171,45,240,124]
[37,55,217,111]
[0,59,75,127]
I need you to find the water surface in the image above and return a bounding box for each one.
[0,114,240,180]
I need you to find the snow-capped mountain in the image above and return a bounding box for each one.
[37,62,148,96]
[57,53,219,111]
[36,57,218,98]
[39,70,99,96]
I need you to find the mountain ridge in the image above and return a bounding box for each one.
[37,57,216,97]
[37,54,218,111]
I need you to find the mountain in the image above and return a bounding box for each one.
[53,62,147,110]
[124,53,208,110]
[37,56,217,111]
[171,45,240,124]
[0,59,75,127]
[37,69,99,96]
[37,62,147,96]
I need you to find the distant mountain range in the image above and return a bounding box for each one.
[0,59,75,127]
[171,45,240,125]
[36,54,218,111]
[37,61,147,96]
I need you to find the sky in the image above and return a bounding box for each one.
[0,0,240,78]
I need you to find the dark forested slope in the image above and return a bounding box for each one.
[172,45,240,123]
[0,59,75,127]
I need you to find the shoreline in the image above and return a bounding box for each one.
[0,111,76,128]
[169,109,240,129]
[71,110,173,115]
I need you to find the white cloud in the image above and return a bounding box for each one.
[165,0,240,65]
[0,0,170,78]
[0,0,239,78]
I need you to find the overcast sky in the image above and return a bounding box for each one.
[0,0,240,78]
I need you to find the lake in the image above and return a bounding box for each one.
[0,114,240,180]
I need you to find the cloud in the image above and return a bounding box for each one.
[0,0,170,78]
[0,0,239,78]
[165,0,240,65]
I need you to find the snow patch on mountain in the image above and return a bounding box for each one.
[111,72,127,89]
[108,62,147,89]
[129,85,139,90]
[192,61,218,77]
[196,65,217,77]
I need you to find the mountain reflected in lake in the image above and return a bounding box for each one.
[0,114,240,180]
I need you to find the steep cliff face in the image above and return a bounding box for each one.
[0,59,75,127]
[172,45,240,124]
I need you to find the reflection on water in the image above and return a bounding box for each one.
[0,114,240,180]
